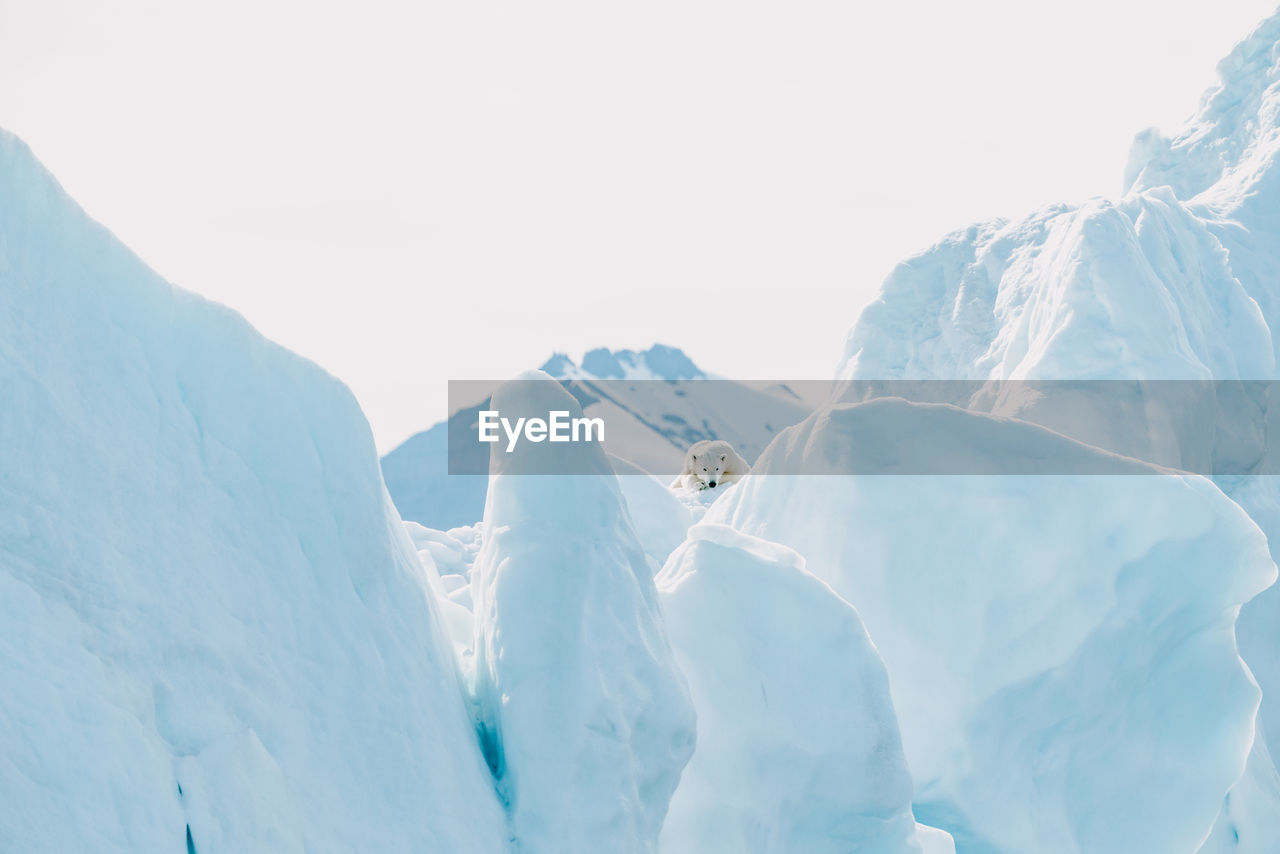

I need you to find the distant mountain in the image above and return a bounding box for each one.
[380,345,812,530]
[543,344,706,381]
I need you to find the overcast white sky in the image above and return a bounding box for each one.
[2,0,1276,450]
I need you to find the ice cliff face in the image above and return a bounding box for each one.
[1126,11,1280,208]
[838,185,1274,385]
[470,373,696,853]
[0,130,508,853]
[706,402,1275,854]
[827,10,1280,852]
[841,11,1280,386]
[1126,10,1280,387]
[657,524,926,854]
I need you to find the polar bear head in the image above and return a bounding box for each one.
[691,450,729,489]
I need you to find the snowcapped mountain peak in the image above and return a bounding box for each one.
[540,344,706,381]
[538,352,578,377]
[1125,9,1280,205]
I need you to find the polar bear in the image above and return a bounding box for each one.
[671,439,750,491]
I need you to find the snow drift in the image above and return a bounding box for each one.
[0,129,508,853]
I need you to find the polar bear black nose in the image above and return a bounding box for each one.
[708,481,717,488]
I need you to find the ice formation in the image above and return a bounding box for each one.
[657,523,933,854]
[0,130,508,853]
[470,373,696,854]
[827,10,1280,850]
[706,401,1275,853]
[8,7,1280,853]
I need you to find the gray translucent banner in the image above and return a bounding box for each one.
[447,379,1280,476]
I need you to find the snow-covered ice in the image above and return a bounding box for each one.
[829,10,1280,849]
[470,372,697,854]
[611,453,698,571]
[656,523,934,854]
[706,399,1275,853]
[8,5,1280,853]
[0,129,508,853]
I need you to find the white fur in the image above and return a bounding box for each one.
[670,439,750,491]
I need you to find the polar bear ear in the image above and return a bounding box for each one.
[720,453,727,461]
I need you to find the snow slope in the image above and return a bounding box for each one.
[707,399,1275,854]
[380,348,811,530]
[470,373,696,854]
[0,130,508,853]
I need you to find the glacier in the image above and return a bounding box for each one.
[423,382,952,853]
[656,523,929,854]
[0,129,510,852]
[825,7,1280,852]
[704,401,1274,853]
[8,6,1280,854]
[470,373,696,854]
